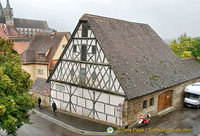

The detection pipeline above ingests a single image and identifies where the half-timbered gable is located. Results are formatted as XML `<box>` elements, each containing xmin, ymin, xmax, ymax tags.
<box><xmin>51</xmin><ymin>22</ymin><xmax>124</xmax><ymax>94</ymax></box>
<box><xmin>49</xmin><ymin>16</ymin><xmax>125</xmax><ymax>126</ymax></box>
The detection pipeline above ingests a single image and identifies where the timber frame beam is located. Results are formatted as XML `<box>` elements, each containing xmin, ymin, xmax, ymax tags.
<box><xmin>50</xmin><ymin>79</ymin><xmax>125</xmax><ymax>97</ymax></box>
<box><xmin>61</xmin><ymin>59</ymin><xmax>110</xmax><ymax>66</ymax></box>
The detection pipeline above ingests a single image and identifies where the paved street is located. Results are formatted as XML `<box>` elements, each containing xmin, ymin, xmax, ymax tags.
<box><xmin>115</xmin><ymin>107</ymin><xmax>200</xmax><ymax>136</ymax></box>
<box><xmin>17</xmin><ymin>107</ymin><xmax>111</xmax><ymax>136</ymax></box>
<box><xmin>17</xmin><ymin>114</ymin><xmax>85</xmax><ymax>136</ymax></box>
<box><xmin>16</xmin><ymin>106</ymin><xmax>200</xmax><ymax>136</ymax></box>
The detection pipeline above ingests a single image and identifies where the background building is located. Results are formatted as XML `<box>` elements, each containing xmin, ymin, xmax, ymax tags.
<box><xmin>0</xmin><ymin>0</ymin><xmax>49</xmax><ymax>38</ymax></box>
<box><xmin>21</xmin><ymin>32</ymin><xmax>71</xmax><ymax>81</ymax></box>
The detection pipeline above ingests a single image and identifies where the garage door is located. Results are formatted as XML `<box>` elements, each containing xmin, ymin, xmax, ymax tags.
<box><xmin>158</xmin><ymin>90</ymin><xmax>172</xmax><ymax>112</ymax></box>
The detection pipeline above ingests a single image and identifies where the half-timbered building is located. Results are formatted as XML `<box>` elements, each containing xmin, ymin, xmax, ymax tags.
<box><xmin>48</xmin><ymin>14</ymin><xmax>200</xmax><ymax>127</ymax></box>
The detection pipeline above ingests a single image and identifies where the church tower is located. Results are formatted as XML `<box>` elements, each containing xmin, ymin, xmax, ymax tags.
<box><xmin>4</xmin><ymin>0</ymin><xmax>14</xmax><ymax>24</ymax></box>
<box><xmin>0</xmin><ymin>1</ymin><xmax>4</xmax><ymax>17</ymax></box>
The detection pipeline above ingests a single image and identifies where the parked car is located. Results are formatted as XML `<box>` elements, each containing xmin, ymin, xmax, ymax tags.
<box><xmin>184</xmin><ymin>82</ymin><xmax>200</xmax><ymax>108</ymax></box>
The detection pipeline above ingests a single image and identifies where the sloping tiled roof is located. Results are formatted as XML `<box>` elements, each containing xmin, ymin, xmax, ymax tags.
<box><xmin>31</xmin><ymin>77</ymin><xmax>50</xmax><ymax>96</ymax></box>
<box><xmin>14</xmin><ymin>18</ymin><xmax>49</xmax><ymax>29</ymax></box>
<box><xmin>78</xmin><ymin>14</ymin><xmax>200</xmax><ymax>99</ymax></box>
<box><xmin>21</xmin><ymin>32</ymin><xmax>70</xmax><ymax>63</ymax></box>
<box><xmin>181</xmin><ymin>58</ymin><xmax>200</xmax><ymax>79</ymax></box>
<box><xmin>0</xmin><ymin>23</ymin><xmax>20</xmax><ymax>39</ymax></box>
<box><xmin>13</xmin><ymin>41</ymin><xmax>29</xmax><ymax>54</ymax></box>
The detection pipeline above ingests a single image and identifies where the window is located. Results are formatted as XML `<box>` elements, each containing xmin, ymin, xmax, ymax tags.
<box><xmin>55</xmin><ymin>84</ymin><xmax>65</xmax><ymax>91</ymax></box>
<box><xmin>70</xmin><ymin>68</ymin><xmax>75</xmax><ymax>77</ymax></box>
<box><xmin>73</xmin><ymin>45</ymin><xmax>77</xmax><ymax>52</ymax></box>
<box><xmin>82</xmin><ymin>23</ymin><xmax>89</xmax><ymax>37</ymax></box>
<box><xmin>62</xmin><ymin>44</ymin><xmax>65</xmax><ymax>48</ymax></box>
<box><xmin>143</xmin><ymin>100</ymin><xmax>147</xmax><ymax>109</ymax></box>
<box><xmin>91</xmin><ymin>71</ymin><xmax>97</xmax><ymax>80</ymax></box>
<box><xmin>37</xmin><ymin>69</ymin><xmax>43</xmax><ymax>75</ymax></box>
<box><xmin>39</xmin><ymin>54</ymin><xmax>45</xmax><ymax>60</ymax></box>
<box><xmin>149</xmin><ymin>97</ymin><xmax>154</xmax><ymax>106</ymax></box>
<box><xmin>81</xmin><ymin>45</ymin><xmax>87</xmax><ymax>61</ymax></box>
<box><xmin>92</xmin><ymin>46</ymin><xmax>96</xmax><ymax>54</ymax></box>
<box><xmin>80</xmin><ymin>68</ymin><xmax>86</xmax><ymax>84</ymax></box>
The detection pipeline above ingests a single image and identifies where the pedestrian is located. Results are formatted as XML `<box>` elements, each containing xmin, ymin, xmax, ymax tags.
<box><xmin>52</xmin><ymin>101</ymin><xmax>57</xmax><ymax>113</ymax></box>
<box><xmin>38</xmin><ymin>97</ymin><xmax>41</xmax><ymax>108</ymax></box>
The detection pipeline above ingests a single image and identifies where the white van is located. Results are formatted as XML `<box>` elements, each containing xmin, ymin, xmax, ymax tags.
<box><xmin>184</xmin><ymin>82</ymin><xmax>200</xmax><ymax>108</ymax></box>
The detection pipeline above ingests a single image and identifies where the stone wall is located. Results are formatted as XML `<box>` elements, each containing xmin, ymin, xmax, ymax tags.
<box><xmin>30</xmin><ymin>92</ymin><xmax>50</xmax><ymax>107</ymax></box>
<box><xmin>122</xmin><ymin>78</ymin><xmax>200</xmax><ymax>127</ymax></box>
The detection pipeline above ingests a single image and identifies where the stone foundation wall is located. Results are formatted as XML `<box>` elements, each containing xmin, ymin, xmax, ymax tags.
<box><xmin>122</xmin><ymin>78</ymin><xmax>200</xmax><ymax>127</ymax></box>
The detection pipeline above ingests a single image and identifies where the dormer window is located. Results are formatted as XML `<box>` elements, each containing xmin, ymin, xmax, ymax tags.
<box><xmin>39</xmin><ymin>54</ymin><xmax>45</xmax><ymax>60</ymax></box>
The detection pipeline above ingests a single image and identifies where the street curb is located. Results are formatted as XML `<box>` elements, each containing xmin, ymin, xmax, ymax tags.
<box><xmin>32</xmin><ymin>109</ymin><xmax>116</xmax><ymax>135</ymax></box>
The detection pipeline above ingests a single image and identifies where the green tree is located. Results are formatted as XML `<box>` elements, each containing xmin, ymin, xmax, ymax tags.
<box><xmin>0</xmin><ymin>37</ymin><xmax>37</xmax><ymax>135</ymax></box>
<box><xmin>190</xmin><ymin>37</ymin><xmax>200</xmax><ymax>61</ymax></box>
<box><xmin>169</xmin><ymin>33</ymin><xmax>194</xmax><ymax>58</ymax></box>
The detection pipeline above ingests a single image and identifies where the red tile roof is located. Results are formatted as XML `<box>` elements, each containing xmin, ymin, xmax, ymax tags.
<box><xmin>0</xmin><ymin>23</ymin><xmax>20</xmax><ymax>39</ymax></box>
<box><xmin>13</xmin><ymin>42</ymin><xmax>29</xmax><ymax>54</ymax></box>
<box><xmin>21</xmin><ymin>32</ymin><xmax>71</xmax><ymax>64</ymax></box>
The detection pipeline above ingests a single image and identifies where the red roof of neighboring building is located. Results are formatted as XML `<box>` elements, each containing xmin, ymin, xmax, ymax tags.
<box><xmin>0</xmin><ymin>23</ymin><xmax>20</xmax><ymax>39</ymax></box>
<box><xmin>21</xmin><ymin>32</ymin><xmax>71</xmax><ymax>64</ymax></box>
<box><xmin>13</xmin><ymin>42</ymin><xmax>30</xmax><ymax>54</ymax></box>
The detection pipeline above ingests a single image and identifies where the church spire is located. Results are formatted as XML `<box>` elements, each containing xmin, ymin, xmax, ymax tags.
<box><xmin>0</xmin><ymin>1</ymin><xmax>3</xmax><ymax>9</ymax></box>
<box><xmin>6</xmin><ymin>0</ymin><xmax>11</xmax><ymax>9</ymax></box>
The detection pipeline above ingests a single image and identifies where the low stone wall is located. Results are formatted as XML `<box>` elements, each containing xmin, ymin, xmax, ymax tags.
<box><xmin>122</xmin><ymin>78</ymin><xmax>200</xmax><ymax>127</ymax></box>
<box><xmin>30</xmin><ymin>92</ymin><xmax>50</xmax><ymax>107</ymax></box>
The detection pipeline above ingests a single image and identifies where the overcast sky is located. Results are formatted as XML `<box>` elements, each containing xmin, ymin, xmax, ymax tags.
<box><xmin>4</xmin><ymin>0</ymin><xmax>200</xmax><ymax>39</ymax></box>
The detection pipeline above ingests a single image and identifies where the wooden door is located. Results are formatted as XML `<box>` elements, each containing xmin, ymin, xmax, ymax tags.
<box><xmin>158</xmin><ymin>90</ymin><xmax>172</xmax><ymax>112</ymax></box>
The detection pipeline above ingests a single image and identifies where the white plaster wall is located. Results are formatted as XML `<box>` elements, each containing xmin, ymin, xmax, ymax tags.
<box><xmin>50</xmin><ymin>82</ymin><xmax>124</xmax><ymax>126</ymax></box>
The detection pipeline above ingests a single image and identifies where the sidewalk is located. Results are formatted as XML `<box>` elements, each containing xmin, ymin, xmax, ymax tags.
<box><xmin>33</xmin><ymin>106</ymin><xmax>116</xmax><ymax>135</ymax></box>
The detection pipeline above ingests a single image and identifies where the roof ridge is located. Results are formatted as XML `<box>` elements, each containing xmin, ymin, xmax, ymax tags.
<box><xmin>14</xmin><ymin>17</ymin><xmax>47</xmax><ymax>22</ymax></box>
<box><xmin>82</xmin><ymin>13</ymin><xmax>148</xmax><ymax>25</ymax></box>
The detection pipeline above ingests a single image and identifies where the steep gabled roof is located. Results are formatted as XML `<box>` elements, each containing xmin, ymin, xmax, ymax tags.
<box><xmin>49</xmin><ymin>14</ymin><xmax>200</xmax><ymax>99</ymax></box>
<box><xmin>21</xmin><ymin>32</ymin><xmax>70</xmax><ymax>63</ymax></box>
<box><xmin>82</xmin><ymin>14</ymin><xmax>200</xmax><ymax>99</ymax></box>
<box><xmin>14</xmin><ymin>18</ymin><xmax>49</xmax><ymax>29</ymax></box>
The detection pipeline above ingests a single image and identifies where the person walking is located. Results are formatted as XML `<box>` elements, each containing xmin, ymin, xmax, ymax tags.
<box><xmin>52</xmin><ymin>101</ymin><xmax>57</xmax><ymax>113</ymax></box>
<box><xmin>38</xmin><ymin>97</ymin><xmax>41</xmax><ymax>108</ymax></box>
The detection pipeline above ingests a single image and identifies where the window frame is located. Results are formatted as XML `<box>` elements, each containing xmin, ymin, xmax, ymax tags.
<box><xmin>143</xmin><ymin>100</ymin><xmax>148</xmax><ymax>109</ymax></box>
<box><xmin>92</xmin><ymin>46</ymin><xmax>96</xmax><ymax>54</ymax></box>
<box><xmin>39</xmin><ymin>54</ymin><xmax>45</xmax><ymax>60</ymax></box>
<box><xmin>79</xmin><ymin>68</ymin><xmax>86</xmax><ymax>84</ymax></box>
<box><xmin>73</xmin><ymin>45</ymin><xmax>77</xmax><ymax>52</ymax></box>
<box><xmin>82</xmin><ymin>23</ymin><xmax>89</xmax><ymax>37</ymax></box>
<box><xmin>149</xmin><ymin>97</ymin><xmax>154</xmax><ymax>106</ymax></box>
<box><xmin>55</xmin><ymin>84</ymin><xmax>65</xmax><ymax>91</ymax></box>
<box><xmin>81</xmin><ymin>44</ymin><xmax>87</xmax><ymax>61</ymax></box>
<box><xmin>37</xmin><ymin>69</ymin><xmax>44</xmax><ymax>75</ymax></box>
